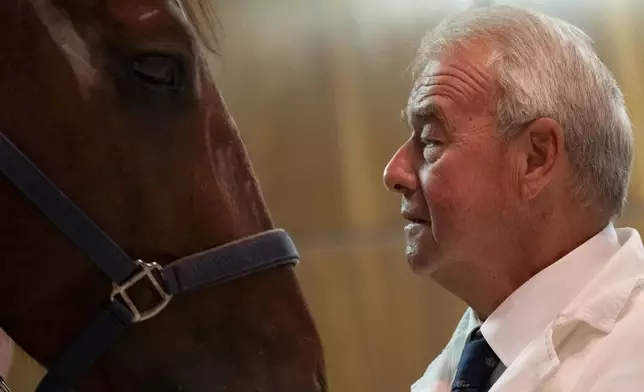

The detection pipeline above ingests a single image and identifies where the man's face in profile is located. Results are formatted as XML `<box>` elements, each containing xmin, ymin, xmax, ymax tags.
<box><xmin>384</xmin><ymin>43</ymin><xmax>523</xmax><ymax>289</ymax></box>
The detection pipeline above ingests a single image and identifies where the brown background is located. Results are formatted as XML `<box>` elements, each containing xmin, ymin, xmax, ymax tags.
<box><xmin>210</xmin><ymin>0</ymin><xmax>644</xmax><ymax>391</ymax></box>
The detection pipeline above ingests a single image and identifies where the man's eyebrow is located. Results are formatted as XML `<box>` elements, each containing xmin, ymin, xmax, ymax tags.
<box><xmin>401</xmin><ymin>102</ymin><xmax>439</xmax><ymax>128</ymax></box>
<box><xmin>410</xmin><ymin>102</ymin><xmax>438</xmax><ymax>118</ymax></box>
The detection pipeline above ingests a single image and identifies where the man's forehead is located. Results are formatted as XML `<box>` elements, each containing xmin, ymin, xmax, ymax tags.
<box><xmin>412</xmin><ymin>61</ymin><xmax>441</xmax><ymax>89</ymax></box>
<box><xmin>406</xmin><ymin>61</ymin><xmax>441</xmax><ymax>117</ymax></box>
<box><xmin>405</xmin><ymin>45</ymin><xmax>494</xmax><ymax>117</ymax></box>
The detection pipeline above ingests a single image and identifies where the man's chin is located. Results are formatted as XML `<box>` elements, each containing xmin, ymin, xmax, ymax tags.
<box><xmin>405</xmin><ymin>242</ymin><xmax>442</xmax><ymax>277</ymax></box>
<box><xmin>404</xmin><ymin>223</ymin><xmax>436</xmax><ymax>273</ymax></box>
<box><xmin>407</xmin><ymin>255</ymin><xmax>442</xmax><ymax>276</ymax></box>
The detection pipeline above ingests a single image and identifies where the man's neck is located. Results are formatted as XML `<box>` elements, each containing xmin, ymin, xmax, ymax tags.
<box><xmin>469</xmin><ymin>212</ymin><xmax>610</xmax><ymax>319</ymax></box>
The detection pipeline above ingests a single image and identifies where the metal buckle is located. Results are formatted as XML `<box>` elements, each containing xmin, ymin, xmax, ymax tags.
<box><xmin>110</xmin><ymin>260</ymin><xmax>173</xmax><ymax>323</ymax></box>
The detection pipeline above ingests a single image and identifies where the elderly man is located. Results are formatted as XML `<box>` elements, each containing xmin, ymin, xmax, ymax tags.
<box><xmin>384</xmin><ymin>5</ymin><xmax>644</xmax><ymax>392</ymax></box>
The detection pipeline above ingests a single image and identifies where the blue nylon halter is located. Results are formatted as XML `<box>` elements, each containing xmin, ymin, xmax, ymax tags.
<box><xmin>0</xmin><ymin>132</ymin><xmax>300</xmax><ymax>392</ymax></box>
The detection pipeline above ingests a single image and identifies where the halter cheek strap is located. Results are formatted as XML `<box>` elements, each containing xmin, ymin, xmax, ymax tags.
<box><xmin>0</xmin><ymin>133</ymin><xmax>300</xmax><ymax>392</ymax></box>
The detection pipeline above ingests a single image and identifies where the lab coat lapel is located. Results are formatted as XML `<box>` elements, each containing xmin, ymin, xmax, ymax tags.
<box><xmin>492</xmin><ymin>228</ymin><xmax>644</xmax><ymax>392</ymax></box>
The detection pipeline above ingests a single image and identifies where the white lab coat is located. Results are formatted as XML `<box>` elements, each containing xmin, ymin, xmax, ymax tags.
<box><xmin>412</xmin><ymin>227</ymin><xmax>644</xmax><ymax>392</ymax></box>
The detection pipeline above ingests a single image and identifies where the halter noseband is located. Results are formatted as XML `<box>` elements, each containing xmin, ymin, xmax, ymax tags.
<box><xmin>0</xmin><ymin>133</ymin><xmax>300</xmax><ymax>392</ymax></box>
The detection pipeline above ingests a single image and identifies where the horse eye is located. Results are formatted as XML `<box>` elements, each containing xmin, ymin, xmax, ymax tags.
<box><xmin>131</xmin><ymin>54</ymin><xmax>184</xmax><ymax>92</ymax></box>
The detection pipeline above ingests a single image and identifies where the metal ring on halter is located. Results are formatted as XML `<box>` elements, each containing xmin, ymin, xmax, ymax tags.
<box><xmin>109</xmin><ymin>260</ymin><xmax>173</xmax><ymax>323</ymax></box>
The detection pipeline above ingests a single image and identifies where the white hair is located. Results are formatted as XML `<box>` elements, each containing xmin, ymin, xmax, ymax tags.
<box><xmin>413</xmin><ymin>5</ymin><xmax>634</xmax><ymax>218</ymax></box>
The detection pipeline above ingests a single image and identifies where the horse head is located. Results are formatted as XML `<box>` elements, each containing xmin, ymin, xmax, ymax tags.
<box><xmin>0</xmin><ymin>0</ymin><xmax>326</xmax><ymax>390</ymax></box>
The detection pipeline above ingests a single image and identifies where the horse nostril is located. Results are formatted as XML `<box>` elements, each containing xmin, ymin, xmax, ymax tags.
<box><xmin>131</xmin><ymin>54</ymin><xmax>184</xmax><ymax>92</ymax></box>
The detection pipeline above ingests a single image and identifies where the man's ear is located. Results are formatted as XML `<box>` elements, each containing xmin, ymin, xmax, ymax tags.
<box><xmin>514</xmin><ymin>117</ymin><xmax>565</xmax><ymax>200</ymax></box>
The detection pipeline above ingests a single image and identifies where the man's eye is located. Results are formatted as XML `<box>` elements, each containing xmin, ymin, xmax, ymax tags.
<box><xmin>421</xmin><ymin>139</ymin><xmax>443</xmax><ymax>148</ymax></box>
<box><xmin>422</xmin><ymin>140</ymin><xmax>443</xmax><ymax>162</ymax></box>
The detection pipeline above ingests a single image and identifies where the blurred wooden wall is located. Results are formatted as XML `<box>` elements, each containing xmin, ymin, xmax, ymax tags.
<box><xmin>210</xmin><ymin>0</ymin><xmax>644</xmax><ymax>390</ymax></box>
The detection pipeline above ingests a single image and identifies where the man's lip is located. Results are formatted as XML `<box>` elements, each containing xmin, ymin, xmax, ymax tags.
<box><xmin>403</xmin><ymin>213</ymin><xmax>429</xmax><ymax>225</ymax></box>
<box><xmin>401</xmin><ymin>211</ymin><xmax>428</xmax><ymax>224</ymax></box>
<box><xmin>403</xmin><ymin>218</ymin><xmax>429</xmax><ymax>226</ymax></box>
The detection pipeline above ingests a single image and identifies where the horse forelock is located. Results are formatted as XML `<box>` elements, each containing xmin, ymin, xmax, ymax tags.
<box><xmin>176</xmin><ymin>0</ymin><xmax>220</xmax><ymax>54</ymax></box>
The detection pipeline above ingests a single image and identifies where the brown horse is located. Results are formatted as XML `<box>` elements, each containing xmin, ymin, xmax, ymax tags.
<box><xmin>0</xmin><ymin>0</ymin><xmax>326</xmax><ymax>391</ymax></box>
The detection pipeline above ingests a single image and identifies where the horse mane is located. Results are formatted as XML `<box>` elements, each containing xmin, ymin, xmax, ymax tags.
<box><xmin>177</xmin><ymin>0</ymin><xmax>220</xmax><ymax>54</ymax></box>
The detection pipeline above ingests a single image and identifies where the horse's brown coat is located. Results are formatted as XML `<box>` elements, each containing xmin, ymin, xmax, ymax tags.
<box><xmin>0</xmin><ymin>0</ymin><xmax>326</xmax><ymax>390</ymax></box>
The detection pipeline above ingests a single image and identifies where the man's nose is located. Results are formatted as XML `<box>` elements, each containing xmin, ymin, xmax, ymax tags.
<box><xmin>383</xmin><ymin>143</ymin><xmax>417</xmax><ymax>196</ymax></box>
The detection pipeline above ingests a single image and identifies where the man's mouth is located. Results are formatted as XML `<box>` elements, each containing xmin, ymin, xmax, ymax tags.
<box><xmin>409</xmin><ymin>218</ymin><xmax>427</xmax><ymax>224</ymax></box>
<box><xmin>402</xmin><ymin>211</ymin><xmax>429</xmax><ymax>225</ymax></box>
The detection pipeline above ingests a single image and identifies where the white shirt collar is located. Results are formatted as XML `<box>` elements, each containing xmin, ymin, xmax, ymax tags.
<box><xmin>479</xmin><ymin>223</ymin><xmax>620</xmax><ymax>367</ymax></box>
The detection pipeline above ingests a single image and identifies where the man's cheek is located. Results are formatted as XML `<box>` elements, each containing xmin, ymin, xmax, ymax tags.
<box><xmin>420</xmin><ymin>167</ymin><xmax>458</xmax><ymax>212</ymax></box>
